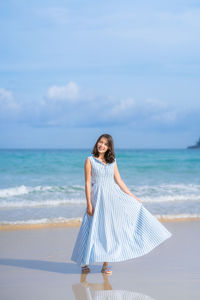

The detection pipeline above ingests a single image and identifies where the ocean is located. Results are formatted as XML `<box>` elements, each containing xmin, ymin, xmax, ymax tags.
<box><xmin>0</xmin><ymin>149</ymin><xmax>200</xmax><ymax>225</ymax></box>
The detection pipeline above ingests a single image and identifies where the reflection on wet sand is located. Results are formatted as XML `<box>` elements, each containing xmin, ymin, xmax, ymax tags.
<box><xmin>72</xmin><ymin>273</ymin><xmax>155</xmax><ymax>300</ymax></box>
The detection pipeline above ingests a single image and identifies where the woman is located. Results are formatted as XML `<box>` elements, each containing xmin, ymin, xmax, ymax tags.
<box><xmin>71</xmin><ymin>134</ymin><xmax>172</xmax><ymax>275</ymax></box>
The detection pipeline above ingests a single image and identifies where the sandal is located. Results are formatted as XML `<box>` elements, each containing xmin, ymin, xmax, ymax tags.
<box><xmin>101</xmin><ymin>265</ymin><xmax>112</xmax><ymax>275</ymax></box>
<box><xmin>81</xmin><ymin>265</ymin><xmax>91</xmax><ymax>273</ymax></box>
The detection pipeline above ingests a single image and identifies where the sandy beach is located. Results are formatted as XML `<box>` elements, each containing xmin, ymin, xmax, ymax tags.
<box><xmin>0</xmin><ymin>220</ymin><xmax>199</xmax><ymax>300</ymax></box>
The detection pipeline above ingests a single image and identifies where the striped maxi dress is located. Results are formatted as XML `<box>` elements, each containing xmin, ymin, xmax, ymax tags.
<box><xmin>71</xmin><ymin>155</ymin><xmax>172</xmax><ymax>265</ymax></box>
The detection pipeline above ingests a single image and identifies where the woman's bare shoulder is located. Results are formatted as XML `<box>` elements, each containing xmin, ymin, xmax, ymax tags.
<box><xmin>85</xmin><ymin>156</ymin><xmax>92</xmax><ymax>164</ymax></box>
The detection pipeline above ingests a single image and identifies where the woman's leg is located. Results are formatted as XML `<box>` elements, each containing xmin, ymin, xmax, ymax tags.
<box><xmin>81</xmin><ymin>264</ymin><xmax>91</xmax><ymax>273</ymax></box>
<box><xmin>101</xmin><ymin>262</ymin><xmax>112</xmax><ymax>275</ymax></box>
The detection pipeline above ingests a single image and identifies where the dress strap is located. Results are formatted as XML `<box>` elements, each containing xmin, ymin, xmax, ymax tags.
<box><xmin>87</xmin><ymin>156</ymin><xmax>93</xmax><ymax>164</ymax></box>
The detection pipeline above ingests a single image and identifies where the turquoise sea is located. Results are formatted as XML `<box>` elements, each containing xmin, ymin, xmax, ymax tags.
<box><xmin>0</xmin><ymin>149</ymin><xmax>200</xmax><ymax>225</ymax></box>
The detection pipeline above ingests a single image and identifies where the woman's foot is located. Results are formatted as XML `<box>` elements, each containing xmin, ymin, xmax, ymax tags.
<box><xmin>81</xmin><ymin>265</ymin><xmax>91</xmax><ymax>273</ymax></box>
<box><xmin>101</xmin><ymin>265</ymin><xmax>112</xmax><ymax>275</ymax></box>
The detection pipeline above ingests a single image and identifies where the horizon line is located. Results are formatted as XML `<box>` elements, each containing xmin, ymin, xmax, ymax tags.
<box><xmin>0</xmin><ymin>147</ymin><xmax>192</xmax><ymax>150</ymax></box>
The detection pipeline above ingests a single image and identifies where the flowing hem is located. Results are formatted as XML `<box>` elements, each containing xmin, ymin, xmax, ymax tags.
<box><xmin>70</xmin><ymin>231</ymin><xmax>172</xmax><ymax>265</ymax></box>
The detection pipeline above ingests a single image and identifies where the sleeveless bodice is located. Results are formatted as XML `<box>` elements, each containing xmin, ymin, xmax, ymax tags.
<box><xmin>89</xmin><ymin>155</ymin><xmax>116</xmax><ymax>186</ymax></box>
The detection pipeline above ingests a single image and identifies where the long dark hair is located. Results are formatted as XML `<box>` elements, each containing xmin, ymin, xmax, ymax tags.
<box><xmin>91</xmin><ymin>134</ymin><xmax>115</xmax><ymax>164</ymax></box>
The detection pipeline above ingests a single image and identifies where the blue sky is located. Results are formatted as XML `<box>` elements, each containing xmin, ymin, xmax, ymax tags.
<box><xmin>0</xmin><ymin>0</ymin><xmax>199</xmax><ymax>148</ymax></box>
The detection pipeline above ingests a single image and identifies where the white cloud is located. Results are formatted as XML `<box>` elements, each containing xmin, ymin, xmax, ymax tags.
<box><xmin>46</xmin><ymin>81</ymin><xmax>79</xmax><ymax>101</ymax></box>
<box><xmin>0</xmin><ymin>83</ymin><xmax>196</xmax><ymax>131</ymax></box>
<box><xmin>144</xmin><ymin>98</ymin><xmax>177</xmax><ymax>124</ymax></box>
<box><xmin>0</xmin><ymin>88</ymin><xmax>13</xmax><ymax>104</ymax></box>
<box><xmin>0</xmin><ymin>88</ymin><xmax>19</xmax><ymax>111</ymax></box>
<box><xmin>151</xmin><ymin>110</ymin><xmax>178</xmax><ymax>124</ymax></box>
<box><xmin>146</xmin><ymin>98</ymin><xmax>168</xmax><ymax>109</ymax></box>
<box><xmin>110</xmin><ymin>97</ymin><xmax>135</xmax><ymax>116</ymax></box>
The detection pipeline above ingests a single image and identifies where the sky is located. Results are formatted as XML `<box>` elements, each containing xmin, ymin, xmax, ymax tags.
<box><xmin>0</xmin><ymin>0</ymin><xmax>199</xmax><ymax>149</ymax></box>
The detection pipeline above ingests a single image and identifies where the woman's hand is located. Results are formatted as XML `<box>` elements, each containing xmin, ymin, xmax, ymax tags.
<box><xmin>130</xmin><ymin>193</ymin><xmax>142</xmax><ymax>203</ymax></box>
<box><xmin>87</xmin><ymin>203</ymin><xmax>94</xmax><ymax>216</ymax></box>
<box><xmin>136</xmin><ymin>198</ymin><xmax>142</xmax><ymax>203</ymax></box>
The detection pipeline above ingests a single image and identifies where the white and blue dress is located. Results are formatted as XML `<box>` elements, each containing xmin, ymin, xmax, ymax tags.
<box><xmin>71</xmin><ymin>155</ymin><xmax>172</xmax><ymax>265</ymax></box>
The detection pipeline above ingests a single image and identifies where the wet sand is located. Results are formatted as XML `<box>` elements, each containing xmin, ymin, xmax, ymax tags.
<box><xmin>1</xmin><ymin>215</ymin><xmax>200</xmax><ymax>231</ymax></box>
<box><xmin>0</xmin><ymin>221</ymin><xmax>200</xmax><ymax>299</ymax></box>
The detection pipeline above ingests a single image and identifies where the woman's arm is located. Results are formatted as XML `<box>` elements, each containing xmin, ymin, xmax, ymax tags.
<box><xmin>84</xmin><ymin>158</ymin><xmax>94</xmax><ymax>215</ymax></box>
<box><xmin>114</xmin><ymin>161</ymin><xmax>142</xmax><ymax>203</ymax></box>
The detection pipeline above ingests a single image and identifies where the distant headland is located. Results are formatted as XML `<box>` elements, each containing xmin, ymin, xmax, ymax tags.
<box><xmin>187</xmin><ymin>137</ymin><xmax>200</xmax><ymax>149</ymax></box>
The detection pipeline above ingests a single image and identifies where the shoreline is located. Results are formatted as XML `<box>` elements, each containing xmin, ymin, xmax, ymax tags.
<box><xmin>1</xmin><ymin>215</ymin><xmax>200</xmax><ymax>231</ymax></box>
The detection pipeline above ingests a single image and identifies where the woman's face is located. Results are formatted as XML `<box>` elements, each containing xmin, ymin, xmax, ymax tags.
<box><xmin>97</xmin><ymin>137</ymin><xmax>109</xmax><ymax>154</ymax></box>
